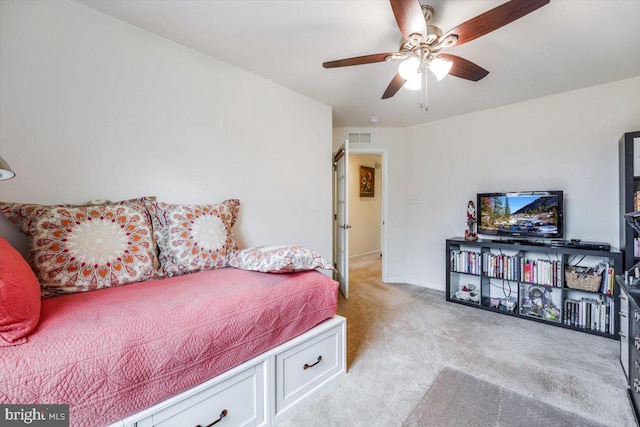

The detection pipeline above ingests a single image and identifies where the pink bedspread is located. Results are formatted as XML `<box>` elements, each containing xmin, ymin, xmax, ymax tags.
<box><xmin>0</xmin><ymin>268</ymin><xmax>338</xmax><ymax>426</ymax></box>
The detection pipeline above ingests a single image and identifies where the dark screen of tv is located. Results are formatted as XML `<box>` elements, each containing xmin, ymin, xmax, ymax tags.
<box><xmin>477</xmin><ymin>191</ymin><xmax>564</xmax><ymax>239</ymax></box>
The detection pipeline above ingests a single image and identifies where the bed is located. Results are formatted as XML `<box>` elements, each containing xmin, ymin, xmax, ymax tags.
<box><xmin>0</xmin><ymin>197</ymin><xmax>345</xmax><ymax>426</ymax></box>
<box><xmin>0</xmin><ymin>267</ymin><xmax>342</xmax><ymax>426</ymax></box>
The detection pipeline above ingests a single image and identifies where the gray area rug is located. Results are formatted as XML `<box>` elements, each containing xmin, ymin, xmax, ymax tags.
<box><xmin>403</xmin><ymin>367</ymin><xmax>606</xmax><ymax>427</ymax></box>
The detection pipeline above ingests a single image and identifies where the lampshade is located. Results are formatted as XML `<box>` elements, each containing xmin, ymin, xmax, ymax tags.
<box><xmin>430</xmin><ymin>57</ymin><xmax>453</xmax><ymax>81</ymax></box>
<box><xmin>398</xmin><ymin>57</ymin><xmax>420</xmax><ymax>80</ymax></box>
<box><xmin>403</xmin><ymin>75</ymin><xmax>422</xmax><ymax>91</ymax></box>
<box><xmin>0</xmin><ymin>156</ymin><xmax>15</xmax><ymax>181</ymax></box>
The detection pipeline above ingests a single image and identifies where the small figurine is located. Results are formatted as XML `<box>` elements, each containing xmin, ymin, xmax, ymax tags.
<box><xmin>465</xmin><ymin>200</ymin><xmax>478</xmax><ymax>241</ymax></box>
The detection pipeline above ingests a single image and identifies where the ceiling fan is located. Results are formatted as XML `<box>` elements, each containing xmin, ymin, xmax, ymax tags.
<box><xmin>322</xmin><ymin>0</ymin><xmax>550</xmax><ymax>110</ymax></box>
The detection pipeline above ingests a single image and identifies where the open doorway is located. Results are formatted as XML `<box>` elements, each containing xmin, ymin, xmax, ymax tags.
<box><xmin>333</xmin><ymin>146</ymin><xmax>388</xmax><ymax>299</ymax></box>
<box><xmin>348</xmin><ymin>150</ymin><xmax>385</xmax><ymax>282</ymax></box>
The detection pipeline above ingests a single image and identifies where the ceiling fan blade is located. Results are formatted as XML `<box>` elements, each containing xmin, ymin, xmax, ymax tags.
<box><xmin>323</xmin><ymin>53</ymin><xmax>397</xmax><ymax>68</ymax></box>
<box><xmin>438</xmin><ymin>54</ymin><xmax>489</xmax><ymax>82</ymax></box>
<box><xmin>390</xmin><ymin>0</ymin><xmax>426</xmax><ymax>42</ymax></box>
<box><xmin>443</xmin><ymin>0</ymin><xmax>550</xmax><ymax>47</ymax></box>
<box><xmin>382</xmin><ymin>73</ymin><xmax>407</xmax><ymax>99</ymax></box>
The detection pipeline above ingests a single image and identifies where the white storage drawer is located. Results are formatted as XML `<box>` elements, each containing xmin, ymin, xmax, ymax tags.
<box><xmin>274</xmin><ymin>320</ymin><xmax>345</xmax><ymax>416</ymax></box>
<box><xmin>139</xmin><ymin>364</ymin><xmax>266</xmax><ymax>427</ymax></box>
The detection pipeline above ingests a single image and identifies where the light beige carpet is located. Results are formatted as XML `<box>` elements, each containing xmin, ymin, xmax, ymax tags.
<box><xmin>403</xmin><ymin>367</ymin><xmax>607</xmax><ymax>427</ymax></box>
<box><xmin>278</xmin><ymin>253</ymin><xmax>635</xmax><ymax>427</ymax></box>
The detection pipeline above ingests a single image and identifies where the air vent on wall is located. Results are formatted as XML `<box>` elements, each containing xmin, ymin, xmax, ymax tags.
<box><xmin>347</xmin><ymin>132</ymin><xmax>371</xmax><ymax>144</ymax></box>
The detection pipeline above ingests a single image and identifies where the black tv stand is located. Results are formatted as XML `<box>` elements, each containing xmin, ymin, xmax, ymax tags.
<box><xmin>446</xmin><ymin>237</ymin><xmax>622</xmax><ymax>339</ymax></box>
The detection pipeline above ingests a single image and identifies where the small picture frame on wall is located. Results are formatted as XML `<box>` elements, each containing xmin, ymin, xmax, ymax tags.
<box><xmin>360</xmin><ymin>166</ymin><xmax>375</xmax><ymax>197</ymax></box>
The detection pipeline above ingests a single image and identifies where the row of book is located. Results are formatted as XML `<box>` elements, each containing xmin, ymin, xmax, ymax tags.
<box><xmin>451</xmin><ymin>250</ymin><xmax>562</xmax><ymax>286</ymax></box>
<box><xmin>485</xmin><ymin>253</ymin><xmax>518</xmax><ymax>280</ymax></box>
<box><xmin>449</xmin><ymin>250</ymin><xmax>518</xmax><ymax>280</ymax></box>
<box><xmin>449</xmin><ymin>250</ymin><xmax>482</xmax><ymax>275</ymax></box>
<box><xmin>520</xmin><ymin>258</ymin><xmax>561</xmax><ymax>287</ymax></box>
<box><xmin>600</xmin><ymin>265</ymin><xmax>615</xmax><ymax>295</ymax></box>
<box><xmin>563</xmin><ymin>297</ymin><xmax>614</xmax><ymax>334</ymax></box>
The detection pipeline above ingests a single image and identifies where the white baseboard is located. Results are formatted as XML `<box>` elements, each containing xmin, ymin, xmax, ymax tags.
<box><xmin>385</xmin><ymin>277</ymin><xmax>445</xmax><ymax>292</ymax></box>
<box><xmin>405</xmin><ymin>279</ymin><xmax>444</xmax><ymax>292</ymax></box>
<box><xmin>349</xmin><ymin>250</ymin><xmax>381</xmax><ymax>258</ymax></box>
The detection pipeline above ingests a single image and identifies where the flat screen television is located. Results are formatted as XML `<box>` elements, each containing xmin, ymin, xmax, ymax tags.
<box><xmin>477</xmin><ymin>191</ymin><xmax>563</xmax><ymax>239</ymax></box>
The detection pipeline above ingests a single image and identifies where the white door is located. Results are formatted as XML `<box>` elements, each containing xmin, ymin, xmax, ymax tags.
<box><xmin>334</xmin><ymin>141</ymin><xmax>350</xmax><ymax>298</ymax></box>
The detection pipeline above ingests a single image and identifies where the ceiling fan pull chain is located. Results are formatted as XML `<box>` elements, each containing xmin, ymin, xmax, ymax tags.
<box><xmin>420</xmin><ymin>61</ymin><xmax>428</xmax><ymax>111</ymax></box>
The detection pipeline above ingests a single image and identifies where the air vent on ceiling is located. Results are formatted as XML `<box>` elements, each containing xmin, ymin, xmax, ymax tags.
<box><xmin>348</xmin><ymin>132</ymin><xmax>371</xmax><ymax>144</ymax></box>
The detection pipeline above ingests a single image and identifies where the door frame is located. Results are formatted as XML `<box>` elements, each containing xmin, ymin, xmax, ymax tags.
<box><xmin>346</xmin><ymin>147</ymin><xmax>389</xmax><ymax>283</ymax></box>
<box><xmin>333</xmin><ymin>142</ymin><xmax>349</xmax><ymax>298</ymax></box>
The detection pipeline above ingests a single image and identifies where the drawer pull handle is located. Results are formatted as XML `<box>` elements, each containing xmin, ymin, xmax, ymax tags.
<box><xmin>304</xmin><ymin>355</ymin><xmax>322</xmax><ymax>370</ymax></box>
<box><xmin>620</xmin><ymin>312</ymin><xmax>628</xmax><ymax>317</ymax></box>
<box><xmin>196</xmin><ymin>409</ymin><xmax>228</xmax><ymax>427</ymax></box>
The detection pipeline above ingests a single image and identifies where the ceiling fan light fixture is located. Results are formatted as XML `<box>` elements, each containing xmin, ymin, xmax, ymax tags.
<box><xmin>441</xmin><ymin>34</ymin><xmax>458</xmax><ymax>48</ymax></box>
<box><xmin>403</xmin><ymin>74</ymin><xmax>422</xmax><ymax>91</ymax></box>
<box><xmin>398</xmin><ymin>56</ymin><xmax>420</xmax><ymax>80</ymax></box>
<box><xmin>430</xmin><ymin>57</ymin><xmax>453</xmax><ymax>81</ymax></box>
<box><xmin>323</xmin><ymin>0</ymin><xmax>551</xmax><ymax>108</ymax></box>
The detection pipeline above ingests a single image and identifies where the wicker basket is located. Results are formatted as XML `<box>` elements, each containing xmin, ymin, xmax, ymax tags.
<box><xmin>565</xmin><ymin>266</ymin><xmax>602</xmax><ymax>292</ymax></box>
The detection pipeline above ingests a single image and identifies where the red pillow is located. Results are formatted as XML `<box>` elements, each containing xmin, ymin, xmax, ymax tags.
<box><xmin>0</xmin><ymin>237</ymin><xmax>41</xmax><ymax>346</ymax></box>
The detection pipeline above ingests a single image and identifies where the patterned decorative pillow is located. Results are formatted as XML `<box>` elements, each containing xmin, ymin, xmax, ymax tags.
<box><xmin>30</xmin><ymin>204</ymin><xmax>158</xmax><ymax>297</ymax></box>
<box><xmin>228</xmin><ymin>245</ymin><xmax>334</xmax><ymax>273</ymax></box>
<box><xmin>145</xmin><ymin>200</ymin><xmax>240</xmax><ymax>277</ymax></box>
<box><xmin>0</xmin><ymin>196</ymin><xmax>156</xmax><ymax>235</ymax></box>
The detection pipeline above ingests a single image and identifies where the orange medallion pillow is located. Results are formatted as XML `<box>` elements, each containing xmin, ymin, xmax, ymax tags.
<box><xmin>0</xmin><ymin>198</ymin><xmax>159</xmax><ymax>297</ymax></box>
<box><xmin>145</xmin><ymin>200</ymin><xmax>240</xmax><ymax>277</ymax></box>
<box><xmin>30</xmin><ymin>204</ymin><xmax>158</xmax><ymax>297</ymax></box>
<box><xmin>0</xmin><ymin>238</ymin><xmax>41</xmax><ymax>346</ymax></box>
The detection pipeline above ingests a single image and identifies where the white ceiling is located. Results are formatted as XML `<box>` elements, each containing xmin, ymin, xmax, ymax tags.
<box><xmin>78</xmin><ymin>0</ymin><xmax>640</xmax><ymax>128</ymax></box>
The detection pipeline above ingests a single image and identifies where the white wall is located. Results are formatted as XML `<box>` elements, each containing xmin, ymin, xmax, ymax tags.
<box><xmin>406</xmin><ymin>77</ymin><xmax>640</xmax><ymax>290</ymax></box>
<box><xmin>348</xmin><ymin>153</ymin><xmax>382</xmax><ymax>256</ymax></box>
<box><xmin>335</xmin><ymin>78</ymin><xmax>640</xmax><ymax>291</ymax></box>
<box><xmin>0</xmin><ymin>1</ymin><xmax>333</xmax><ymax>259</ymax></box>
<box><xmin>2</xmin><ymin>2</ymin><xmax>637</xmax><ymax>291</ymax></box>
